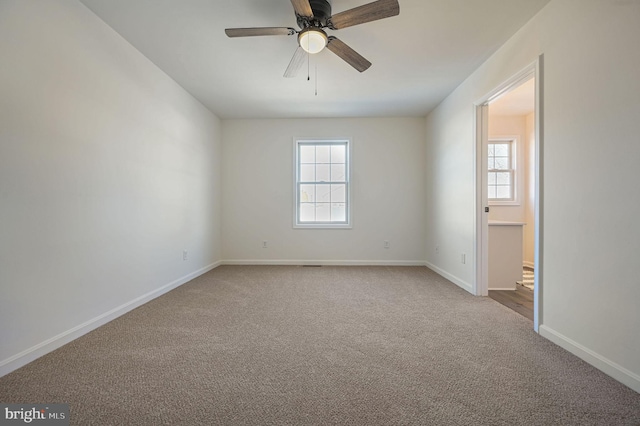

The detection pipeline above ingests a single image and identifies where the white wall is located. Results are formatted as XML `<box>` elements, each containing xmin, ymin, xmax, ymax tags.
<box><xmin>222</xmin><ymin>118</ymin><xmax>426</xmax><ymax>264</ymax></box>
<box><xmin>423</xmin><ymin>100</ymin><xmax>476</xmax><ymax>291</ymax></box>
<box><xmin>0</xmin><ymin>0</ymin><xmax>222</xmax><ymax>375</ymax></box>
<box><xmin>425</xmin><ymin>0</ymin><xmax>640</xmax><ymax>391</ymax></box>
<box><xmin>524</xmin><ymin>112</ymin><xmax>535</xmax><ymax>266</ymax></box>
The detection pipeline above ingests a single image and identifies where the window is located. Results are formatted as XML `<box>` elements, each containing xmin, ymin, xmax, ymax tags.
<box><xmin>294</xmin><ymin>139</ymin><xmax>350</xmax><ymax>228</ymax></box>
<box><xmin>488</xmin><ymin>139</ymin><xmax>515</xmax><ymax>202</ymax></box>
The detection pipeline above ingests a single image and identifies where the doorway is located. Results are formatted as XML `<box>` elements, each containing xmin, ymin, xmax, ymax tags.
<box><xmin>475</xmin><ymin>58</ymin><xmax>543</xmax><ymax>331</ymax></box>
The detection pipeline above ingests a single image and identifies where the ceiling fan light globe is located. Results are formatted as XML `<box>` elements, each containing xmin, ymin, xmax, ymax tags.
<box><xmin>299</xmin><ymin>29</ymin><xmax>327</xmax><ymax>54</ymax></box>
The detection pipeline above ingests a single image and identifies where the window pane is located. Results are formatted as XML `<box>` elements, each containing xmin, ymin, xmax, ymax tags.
<box><xmin>317</xmin><ymin>184</ymin><xmax>331</xmax><ymax>202</ymax></box>
<box><xmin>331</xmin><ymin>145</ymin><xmax>346</xmax><ymax>163</ymax></box>
<box><xmin>316</xmin><ymin>203</ymin><xmax>330</xmax><ymax>221</ymax></box>
<box><xmin>331</xmin><ymin>203</ymin><xmax>346</xmax><ymax>222</ymax></box>
<box><xmin>300</xmin><ymin>185</ymin><xmax>315</xmax><ymax>203</ymax></box>
<box><xmin>300</xmin><ymin>164</ymin><xmax>314</xmax><ymax>182</ymax></box>
<box><xmin>296</xmin><ymin>141</ymin><xmax>350</xmax><ymax>226</ymax></box>
<box><xmin>494</xmin><ymin>157</ymin><xmax>509</xmax><ymax>170</ymax></box>
<box><xmin>300</xmin><ymin>203</ymin><xmax>315</xmax><ymax>222</ymax></box>
<box><xmin>300</xmin><ymin>145</ymin><xmax>315</xmax><ymax>163</ymax></box>
<box><xmin>488</xmin><ymin>140</ymin><xmax>515</xmax><ymax>202</ymax></box>
<box><xmin>496</xmin><ymin>172</ymin><xmax>510</xmax><ymax>185</ymax></box>
<box><xmin>488</xmin><ymin>172</ymin><xmax>496</xmax><ymax>185</ymax></box>
<box><xmin>331</xmin><ymin>184</ymin><xmax>345</xmax><ymax>202</ymax></box>
<box><xmin>497</xmin><ymin>186</ymin><xmax>511</xmax><ymax>199</ymax></box>
<box><xmin>316</xmin><ymin>146</ymin><xmax>330</xmax><ymax>163</ymax></box>
<box><xmin>331</xmin><ymin>164</ymin><xmax>345</xmax><ymax>182</ymax></box>
<box><xmin>316</xmin><ymin>164</ymin><xmax>330</xmax><ymax>182</ymax></box>
<box><xmin>494</xmin><ymin>144</ymin><xmax>509</xmax><ymax>156</ymax></box>
<box><xmin>488</xmin><ymin>186</ymin><xmax>497</xmax><ymax>199</ymax></box>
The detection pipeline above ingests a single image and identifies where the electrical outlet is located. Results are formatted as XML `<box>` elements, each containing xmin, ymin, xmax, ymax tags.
<box><xmin>384</xmin><ymin>240</ymin><xmax>390</xmax><ymax>249</ymax></box>
<box><xmin>461</xmin><ymin>253</ymin><xmax>466</xmax><ymax>264</ymax></box>
<box><xmin>262</xmin><ymin>240</ymin><xmax>268</xmax><ymax>249</ymax></box>
<box><xmin>183</xmin><ymin>250</ymin><xmax>188</xmax><ymax>261</ymax></box>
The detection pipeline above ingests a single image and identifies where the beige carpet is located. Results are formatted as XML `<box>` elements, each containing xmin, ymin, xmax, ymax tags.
<box><xmin>1</xmin><ymin>266</ymin><xmax>639</xmax><ymax>425</ymax></box>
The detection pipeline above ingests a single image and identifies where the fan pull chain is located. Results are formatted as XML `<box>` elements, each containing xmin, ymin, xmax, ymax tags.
<box><xmin>315</xmin><ymin>64</ymin><xmax>318</xmax><ymax>96</ymax></box>
<box><xmin>307</xmin><ymin>50</ymin><xmax>310</xmax><ymax>81</ymax></box>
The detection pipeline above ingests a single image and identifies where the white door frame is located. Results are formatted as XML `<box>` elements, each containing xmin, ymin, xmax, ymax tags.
<box><xmin>474</xmin><ymin>56</ymin><xmax>544</xmax><ymax>332</ymax></box>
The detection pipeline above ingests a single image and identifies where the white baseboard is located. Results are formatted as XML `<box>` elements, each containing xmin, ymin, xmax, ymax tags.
<box><xmin>523</xmin><ymin>261</ymin><xmax>535</xmax><ymax>269</ymax></box>
<box><xmin>539</xmin><ymin>325</ymin><xmax>640</xmax><ymax>393</ymax></box>
<box><xmin>222</xmin><ymin>259</ymin><xmax>427</xmax><ymax>266</ymax></box>
<box><xmin>488</xmin><ymin>287</ymin><xmax>516</xmax><ymax>291</ymax></box>
<box><xmin>0</xmin><ymin>261</ymin><xmax>221</xmax><ymax>378</ymax></box>
<box><xmin>424</xmin><ymin>261</ymin><xmax>474</xmax><ymax>294</ymax></box>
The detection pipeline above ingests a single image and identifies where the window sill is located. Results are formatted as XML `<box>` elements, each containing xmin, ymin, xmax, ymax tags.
<box><xmin>294</xmin><ymin>223</ymin><xmax>352</xmax><ymax>230</ymax></box>
<box><xmin>489</xmin><ymin>200</ymin><xmax>521</xmax><ymax>206</ymax></box>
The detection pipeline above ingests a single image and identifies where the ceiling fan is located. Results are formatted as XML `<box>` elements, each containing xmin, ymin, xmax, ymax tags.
<box><xmin>225</xmin><ymin>0</ymin><xmax>400</xmax><ymax>77</ymax></box>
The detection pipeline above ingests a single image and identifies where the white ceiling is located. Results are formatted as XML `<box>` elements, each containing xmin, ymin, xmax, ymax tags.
<box><xmin>79</xmin><ymin>0</ymin><xmax>550</xmax><ymax>119</ymax></box>
<box><xmin>489</xmin><ymin>78</ymin><xmax>535</xmax><ymax>116</ymax></box>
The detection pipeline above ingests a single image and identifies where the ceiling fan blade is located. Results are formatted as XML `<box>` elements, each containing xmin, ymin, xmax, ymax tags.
<box><xmin>329</xmin><ymin>0</ymin><xmax>399</xmax><ymax>29</ymax></box>
<box><xmin>326</xmin><ymin>36</ymin><xmax>371</xmax><ymax>72</ymax></box>
<box><xmin>225</xmin><ymin>27</ymin><xmax>296</xmax><ymax>37</ymax></box>
<box><xmin>290</xmin><ymin>0</ymin><xmax>314</xmax><ymax>18</ymax></box>
<box><xmin>284</xmin><ymin>46</ymin><xmax>307</xmax><ymax>78</ymax></box>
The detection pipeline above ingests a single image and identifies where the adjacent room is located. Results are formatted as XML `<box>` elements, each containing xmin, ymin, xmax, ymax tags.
<box><xmin>1</xmin><ymin>0</ymin><xmax>639</xmax><ymax>424</ymax></box>
<box><xmin>485</xmin><ymin>77</ymin><xmax>536</xmax><ymax>320</ymax></box>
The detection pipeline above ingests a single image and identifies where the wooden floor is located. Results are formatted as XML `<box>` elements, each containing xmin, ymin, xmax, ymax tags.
<box><xmin>489</xmin><ymin>284</ymin><xmax>534</xmax><ymax>320</ymax></box>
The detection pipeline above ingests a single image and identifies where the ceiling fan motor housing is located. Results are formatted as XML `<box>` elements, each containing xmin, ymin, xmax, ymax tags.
<box><xmin>297</xmin><ymin>0</ymin><xmax>332</xmax><ymax>28</ymax></box>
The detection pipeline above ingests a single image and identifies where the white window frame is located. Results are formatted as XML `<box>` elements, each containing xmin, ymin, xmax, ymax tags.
<box><xmin>293</xmin><ymin>138</ymin><xmax>352</xmax><ymax>229</ymax></box>
<box><xmin>488</xmin><ymin>136</ymin><xmax>521</xmax><ymax>206</ymax></box>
